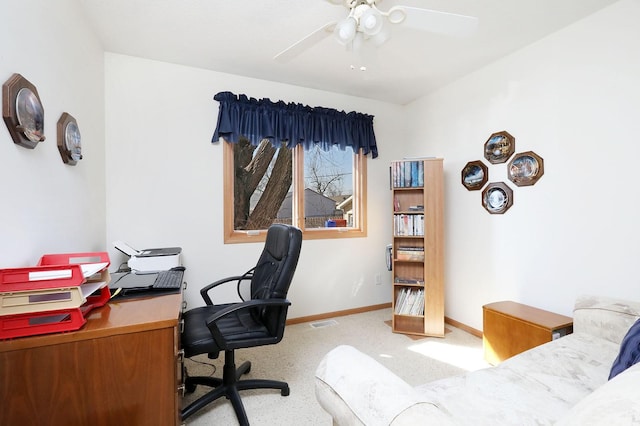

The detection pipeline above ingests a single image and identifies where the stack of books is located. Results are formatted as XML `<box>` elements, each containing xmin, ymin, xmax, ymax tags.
<box><xmin>395</xmin><ymin>246</ymin><xmax>425</xmax><ymax>261</ymax></box>
<box><xmin>394</xmin><ymin>277</ymin><xmax>425</xmax><ymax>285</ymax></box>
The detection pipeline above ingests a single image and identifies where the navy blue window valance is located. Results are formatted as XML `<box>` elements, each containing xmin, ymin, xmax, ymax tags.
<box><xmin>211</xmin><ymin>91</ymin><xmax>378</xmax><ymax>158</ymax></box>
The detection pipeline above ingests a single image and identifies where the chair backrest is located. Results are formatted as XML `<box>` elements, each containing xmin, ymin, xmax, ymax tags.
<box><xmin>250</xmin><ymin>224</ymin><xmax>302</xmax><ymax>324</ymax></box>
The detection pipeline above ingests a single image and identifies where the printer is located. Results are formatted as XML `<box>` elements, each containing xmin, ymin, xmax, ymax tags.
<box><xmin>113</xmin><ymin>240</ymin><xmax>182</xmax><ymax>272</ymax></box>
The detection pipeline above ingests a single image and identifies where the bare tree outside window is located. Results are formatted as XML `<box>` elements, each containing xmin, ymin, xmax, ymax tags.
<box><xmin>303</xmin><ymin>145</ymin><xmax>354</xmax><ymax>229</ymax></box>
<box><xmin>225</xmin><ymin>139</ymin><xmax>366</xmax><ymax>243</ymax></box>
<box><xmin>233</xmin><ymin>137</ymin><xmax>292</xmax><ymax>230</ymax></box>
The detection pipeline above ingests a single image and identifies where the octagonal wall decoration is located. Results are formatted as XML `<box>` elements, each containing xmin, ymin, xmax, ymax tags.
<box><xmin>484</xmin><ymin>131</ymin><xmax>515</xmax><ymax>164</ymax></box>
<box><xmin>461</xmin><ymin>160</ymin><xmax>488</xmax><ymax>191</ymax></box>
<box><xmin>2</xmin><ymin>73</ymin><xmax>45</xmax><ymax>149</ymax></box>
<box><xmin>57</xmin><ymin>112</ymin><xmax>82</xmax><ymax>165</ymax></box>
<box><xmin>482</xmin><ymin>182</ymin><xmax>513</xmax><ymax>214</ymax></box>
<box><xmin>508</xmin><ymin>151</ymin><xmax>544</xmax><ymax>187</ymax></box>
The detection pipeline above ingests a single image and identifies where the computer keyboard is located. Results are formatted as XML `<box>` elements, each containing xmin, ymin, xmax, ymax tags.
<box><xmin>154</xmin><ymin>269</ymin><xmax>184</xmax><ymax>289</ymax></box>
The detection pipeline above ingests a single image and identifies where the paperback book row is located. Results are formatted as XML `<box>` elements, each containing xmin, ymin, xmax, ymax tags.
<box><xmin>394</xmin><ymin>287</ymin><xmax>425</xmax><ymax>316</ymax></box>
<box><xmin>0</xmin><ymin>252</ymin><xmax>111</xmax><ymax>339</ymax></box>
<box><xmin>394</xmin><ymin>213</ymin><xmax>425</xmax><ymax>237</ymax></box>
<box><xmin>391</xmin><ymin>160</ymin><xmax>425</xmax><ymax>188</ymax></box>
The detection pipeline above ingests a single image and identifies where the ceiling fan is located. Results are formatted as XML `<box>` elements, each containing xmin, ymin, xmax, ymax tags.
<box><xmin>274</xmin><ymin>0</ymin><xmax>479</xmax><ymax>63</ymax></box>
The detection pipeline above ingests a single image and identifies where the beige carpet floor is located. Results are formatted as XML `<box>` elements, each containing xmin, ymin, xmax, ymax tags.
<box><xmin>182</xmin><ymin>308</ymin><xmax>490</xmax><ymax>425</ymax></box>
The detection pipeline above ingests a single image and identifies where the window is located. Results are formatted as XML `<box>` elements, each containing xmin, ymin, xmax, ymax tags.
<box><xmin>223</xmin><ymin>139</ymin><xmax>367</xmax><ymax>243</ymax></box>
<box><xmin>213</xmin><ymin>91</ymin><xmax>377</xmax><ymax>243</ymax></box>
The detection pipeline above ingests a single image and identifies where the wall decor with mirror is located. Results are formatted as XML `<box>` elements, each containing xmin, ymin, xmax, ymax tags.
<box><xmin>57</xmin><ymin>112</ymin><xmax>82</xmax><ymax>165</ymax></box>
<box><xmin>508</xmin><ymin>151</ymin><xmax>544</xmax><ymax>187</ymax></box>
<box><xmin>2</xmin><ymin>73</ymin><xmax>45</xmax><ymax>149</ymax></box>
<box><xmin>482</xmin><ymin>182</ymin><xmax>513</xmax><ymax>214</ymax></box>
<box><xmin>461</xmin><ymin>130</ymin><xmax>545</xmax><ymax>214</ymax></box>
<box><xmin>484</xmin><ymin>131</ymin><xmax>515</xmax><ymax>164</ymax></box>
<box><xmin>461</xmin><ymin>160</ymin><xmax>488</xmax><ymax>191</ymax></box>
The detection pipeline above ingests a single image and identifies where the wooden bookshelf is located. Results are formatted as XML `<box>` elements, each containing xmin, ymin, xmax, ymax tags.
<box><xmin>391</xmin><ymin>158</ymin><xmax>444</xmax><ymax>337</ymax></box>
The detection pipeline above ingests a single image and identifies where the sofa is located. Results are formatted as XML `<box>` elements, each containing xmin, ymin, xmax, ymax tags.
<box><xmin>314</xmin><ymin>295</ymin><xmax>640</xmax><ymax>425</ymax></box>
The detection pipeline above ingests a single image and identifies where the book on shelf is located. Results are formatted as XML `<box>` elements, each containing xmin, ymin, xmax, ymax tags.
<box><xmin>396</xmin><ymin>255</ymin><xmax>425</xmax><ymax>261</ymax></box>
<box><xmin>396</xmin><ymin>250</ymin><xmax>425</xmax><ymax>261</ymax></box>
<box><xmin>391</xmin><ymin>160</ymin><xmax>425</xmax><ymax>188</ymax></box>
<box><xmin>393</xmin><ymin>214</ymin><xmax>425</xmax><ymax>237</ymax></box>
<box><xmin>394</xmin><ymin>287</ymin><xmax>425</xmax><ymax>315</ymax></box>
<box><xmin>394</xmin><ymin>288</ymin><xmax>407</xmax><ymax>313</ymax></box>
<box><xmin>393</xmin><ymin>195</ymin><xmax>401</xmax><ymax>212</ymax></box>
<box><xmin>394</xmin><ymin>277</ymin><xmax>425</xmax><ymax>285</ymax></box>
<box><xmin>404</xmin><ymin>162</ymin><xmax>412</xmax><ymax>187</ymax></box>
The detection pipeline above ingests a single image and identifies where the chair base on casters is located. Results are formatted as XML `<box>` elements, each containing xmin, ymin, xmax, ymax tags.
<box><xmin>181</xmin><ymin>350</ymin><xmax>290</xmax><ymax>425</ymax></box>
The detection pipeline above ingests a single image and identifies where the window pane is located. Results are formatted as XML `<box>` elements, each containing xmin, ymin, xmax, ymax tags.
<box><xmin>303</xmin><ymin>144</ymin><xmax>354</xmax><ymax>229</ymax></box>
<box><xmin>233</xmin><ymin>139</ymin><xmax>292</xmax><ymax>230</ymax></box>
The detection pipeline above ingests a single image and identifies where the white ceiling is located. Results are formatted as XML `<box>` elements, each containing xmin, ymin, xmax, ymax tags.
<box><xmin>79</xmin><ymin>0</ymin><xmax>618</xmax><ymax>105</ymax></box>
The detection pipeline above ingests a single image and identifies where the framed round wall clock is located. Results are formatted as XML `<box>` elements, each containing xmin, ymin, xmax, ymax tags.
<box><xmin>57</xmin><ymin>112</ymin><xmax>82</xmax><ymax>165</ymax></box>
<box><xmin>2</xmin><ymin>73</ymin><xmax>45</xmax><ymax>149</ymax></box>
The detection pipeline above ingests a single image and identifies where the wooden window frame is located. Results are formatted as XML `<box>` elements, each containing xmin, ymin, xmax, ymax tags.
<box><xmin>223</xmin><ymin>142</ymin><xmax>367</xmax><ymax>244</ymax></box>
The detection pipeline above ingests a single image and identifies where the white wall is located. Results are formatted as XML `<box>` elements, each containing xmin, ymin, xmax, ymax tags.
<box><xmin>405</xmin><ymin>0</ymin><xmax>640</xmax><ymax>330</ymax></box>
<box><xmin>5</xmin><ymin>0</ymin><xmax>637</xmax><ymax>331</ymax></box>
<box><xmin>0</xmin><ymin>0</ymin><xmax>106</xmax><ymax>267</ymax></box>
<box><xmin>103</xmin><ymin>54</ymin><xmax>406</xmax><ymax>316</ymax></box>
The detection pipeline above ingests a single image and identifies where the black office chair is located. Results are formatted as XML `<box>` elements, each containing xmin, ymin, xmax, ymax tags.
<box><xmin>181</xmin><ymin>224</ymin><xmax>302</xmax><ymax>425</ymax></box>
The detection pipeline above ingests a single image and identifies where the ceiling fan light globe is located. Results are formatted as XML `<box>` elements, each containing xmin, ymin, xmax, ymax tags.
<box><xmin>371</xmin><ymin>26</ymin><xmax>390</xmax><ymax>46</ymax></box>
<box><xmin>360</xmin><ymin>7</ymin><xmax>383</xmax><ymax>35</ymax></box>
<box><xmin>335</xmin><ymin>17</ymin><xmax>357</xmax><ymax>44</ymax></box>
<box><xmin>387</xmin><ymin>6</ymin><xmax>407</xmax><ymax>24</ymax></box>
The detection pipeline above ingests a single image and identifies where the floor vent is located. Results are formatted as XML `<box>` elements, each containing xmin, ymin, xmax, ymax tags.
<box><xmin>310</xmin><ymin>319</ymin><xmax>339</xmax><ymax>329</ymax></box>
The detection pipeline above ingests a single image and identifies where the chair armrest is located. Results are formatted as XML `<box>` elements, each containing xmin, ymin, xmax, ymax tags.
<box><xmin>200</xmin><ymin>274</ymin><xmax>253</xmax><ymax>305</ymax></box>
<box><xmin>205</xmin><ymin>298</ymin><xmax>291</xmax><ymax>346</ymax></box>
<box><xmin>315</xmin><ymin>345</ymin><xmax>453</xmax><ymax>426</ymax></box>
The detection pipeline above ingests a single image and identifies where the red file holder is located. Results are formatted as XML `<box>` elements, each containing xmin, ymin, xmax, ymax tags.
<box><xmin>0</xmin><ymin>252</ymin><xmax>111</xmax><ymax>339</ymax></box>
<box><xmin>37</xmin><ymin>251</ymin><xmax>110</xmax><ymax>267</ymax></box>
<box><xmin>38</xmin><ymin>252</ymin><xmax>111</xmax><ymax>313</ymax></box>
<box><xmin>0</xmin><ymin>308</ymin><xmax>87</xmax><ymax>340</ymax></box>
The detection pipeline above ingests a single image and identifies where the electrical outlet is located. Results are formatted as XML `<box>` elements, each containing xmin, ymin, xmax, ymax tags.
<box><xmin>374</xmin><ymin>273</ymin><xmax>382</xmax><ymax>285</ymax></box>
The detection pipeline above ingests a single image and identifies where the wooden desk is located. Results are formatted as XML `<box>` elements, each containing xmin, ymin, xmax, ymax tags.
<box><xmin>483</xmin><ymin>301</ymin><xmax>573</xmax><ymax>365</ymax></box>
<box><xmin>0</xmin><ymin>293</ymin><xmax>183</xmax><ymax>426</ymax></box>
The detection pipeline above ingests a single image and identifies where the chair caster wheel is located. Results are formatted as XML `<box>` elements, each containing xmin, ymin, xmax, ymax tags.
<box><xmin>185</xmin><ymin>381</ymin><xmax>197</xmax><ymax>393</ymax></box>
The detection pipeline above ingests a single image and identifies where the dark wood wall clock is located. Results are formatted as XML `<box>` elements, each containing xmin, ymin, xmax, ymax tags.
<box><xmin>57</xmin><ymin>112</ymin><xmax>82</xmax><ymax>165</ymax></box>
<box><xmin>2</xmin><ymin>73</ymin><xmax>45</xmax><ymax>149</ymax></box>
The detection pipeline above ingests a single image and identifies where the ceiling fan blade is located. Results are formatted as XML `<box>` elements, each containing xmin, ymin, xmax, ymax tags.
<box><xmin>274</xmin><ymin>22</ymin><xmax>337</xmax><ymax>63</ymax></box>
<box><xmin>396</xmin><ymin>6</ymin><xmax>478</xmax><ymax>37</ymax></box>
